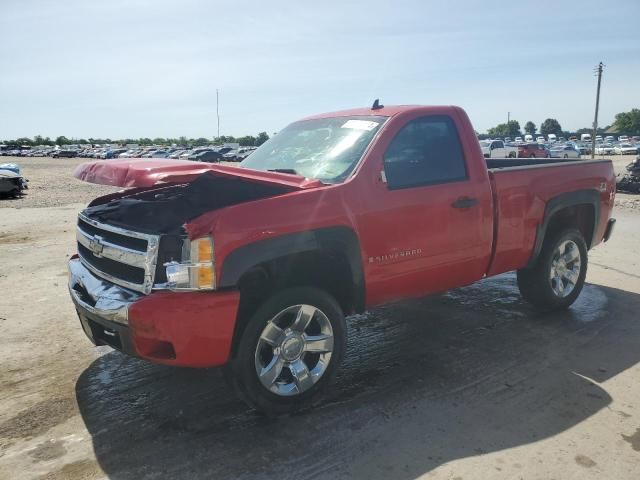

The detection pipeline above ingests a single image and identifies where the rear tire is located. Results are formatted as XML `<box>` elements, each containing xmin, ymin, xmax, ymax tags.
<box><xmin>517</xmin><ymin>229</ymin><xmax>588</xmax><ymax>311</ymax></box>
<box><xmin>229</xmin><ymin>287</ymin><xmax>346</xmax><ymax>415</ymax></box>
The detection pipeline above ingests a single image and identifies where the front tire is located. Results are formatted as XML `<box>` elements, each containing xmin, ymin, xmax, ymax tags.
<box><xmin>229</xmin><ymin>287</ymin><xmax>346</xmax><ymax>414</ymax></box>
<box><xmin>517</xmin><ymin>229</ymin><xmax>588</xmax><ymax>311</ymax></box>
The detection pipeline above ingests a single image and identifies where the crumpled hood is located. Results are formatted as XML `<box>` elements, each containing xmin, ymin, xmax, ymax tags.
<box><xmin>74</xmin><ymin>158</ymin><xmax>324</xmax><ymax>190</ymax></box>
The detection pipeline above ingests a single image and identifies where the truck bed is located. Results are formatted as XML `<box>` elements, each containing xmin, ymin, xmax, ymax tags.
<box><xmin>485</xmin><ymin>158</ymin><xmax>615</xmax><ymax>277</ymax></box>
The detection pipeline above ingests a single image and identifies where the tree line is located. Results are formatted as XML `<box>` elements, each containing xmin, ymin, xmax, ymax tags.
<box><xmin>480</xmin><ymin>108</ymin><xmax>640</xmax><ymax>139</ymax></box>
<box><xmin>1</xmin><ymin>132</ymin><xmax>271</xmax><ymax>148</ymax></box>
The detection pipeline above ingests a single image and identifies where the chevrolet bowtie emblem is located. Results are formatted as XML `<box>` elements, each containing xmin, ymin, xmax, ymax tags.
<box><xmin>88</xmin><ymin>235</ymin><xmax>105</xmax><ymax>257</ymax></box>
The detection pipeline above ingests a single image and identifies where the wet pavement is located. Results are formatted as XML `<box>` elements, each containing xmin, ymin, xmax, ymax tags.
<box><xmin>1</xmin><ymin>198</ymin><xmax>639</xmax><ymax>479</ymax></box>
<box><xmin>67</xmin><ymin>276</ymin><xmax>637</xmax><ymax>479</ymax></box>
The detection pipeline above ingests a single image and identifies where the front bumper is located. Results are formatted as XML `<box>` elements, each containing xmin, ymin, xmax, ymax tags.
<box><xmin>68</xmin><ymin>257</ymin><xmax>240</xmax><ymax>367</ymax></box>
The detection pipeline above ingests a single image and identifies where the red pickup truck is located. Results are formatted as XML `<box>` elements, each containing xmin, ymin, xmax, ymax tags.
<box><xmin>69</xmin><ymin>104</ymin><xmax>616</xmax><ymax>413</ymax></box>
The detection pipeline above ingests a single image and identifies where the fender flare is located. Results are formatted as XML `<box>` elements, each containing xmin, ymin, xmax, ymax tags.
<box><xmin>218</xmin><ymin>226</ymin><xmax>366</xmax><ymax>312</ymax></box>
<box><xmin>527</xmin><ymin>189</ymin><xmax>600</xmax><ymax>267</ymax></box>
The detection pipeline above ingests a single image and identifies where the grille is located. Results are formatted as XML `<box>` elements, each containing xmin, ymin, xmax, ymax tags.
<box><xmin>76</xmin><ymin>213</ymin><xmax>160</xmax><ymax>294</ymax></box>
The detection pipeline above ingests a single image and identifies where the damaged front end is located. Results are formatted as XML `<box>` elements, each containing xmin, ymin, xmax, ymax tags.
<box><xmin>76</xmin><ymin>171</ymin><xmax>295</xmax><ymax>293</ymax></box>
<box><xmin>68</xmin><ymin>165</ymin><xmax>307</xmax><ymax>366</ymax></box>
<box><xmin>0</xmin><ymin>164</ymin><xmax>28</xmax><ymax>198</ymax></box>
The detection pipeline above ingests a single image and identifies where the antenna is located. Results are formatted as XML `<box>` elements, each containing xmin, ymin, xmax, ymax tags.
<box><xmin>371</xmin><ymin>99</ymin><xmax>384</xmax><ymax>110</ymax></box>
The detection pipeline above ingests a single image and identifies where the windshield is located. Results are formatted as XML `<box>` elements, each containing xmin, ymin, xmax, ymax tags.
<box><xmin>240</xmin><ymin>115</ymin><xmax>387</xmax><ymax>182</ymax></box>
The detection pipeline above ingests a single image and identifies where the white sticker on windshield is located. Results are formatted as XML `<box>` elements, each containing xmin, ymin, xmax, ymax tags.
<box><xmin>341</xmin><ymin>119</ymin><xmax>379</xmax><ymax>131</ymax></box>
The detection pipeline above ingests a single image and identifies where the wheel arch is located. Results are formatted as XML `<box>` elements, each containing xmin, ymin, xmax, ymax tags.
<box><xmin>527</xmin><ymin>189</ymin><xmax>599</xmax><ymax>268</ymax></box>
<box><xmin>219</xmin><ymin>227</ymin><xmax>365</xmax><ymax>357</ymax></box>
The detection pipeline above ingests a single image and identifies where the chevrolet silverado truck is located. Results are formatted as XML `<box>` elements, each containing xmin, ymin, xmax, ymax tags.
<box><xmin>69</xmin><ymin>104</ymin><xmax>616</xmax><ymax>413</ymax></box>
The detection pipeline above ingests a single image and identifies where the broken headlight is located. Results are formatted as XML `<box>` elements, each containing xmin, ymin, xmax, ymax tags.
<box><xmin>164</xmin><ymin>237</ymin><xmax>216</xmax><ymax>291</ymax></box>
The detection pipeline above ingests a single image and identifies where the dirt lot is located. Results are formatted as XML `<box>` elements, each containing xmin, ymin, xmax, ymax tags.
<box><xmin>1</xmin><ymin>156</ymin><xmax>640</xmax><ymax>480</ymax></box>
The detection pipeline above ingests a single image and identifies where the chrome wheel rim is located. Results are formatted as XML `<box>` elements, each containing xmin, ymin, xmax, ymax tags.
<box><xmin>254</xmin><ymin>304</ymin><xmax>334</xmax><ymax>396</ymax></box>
<box><xmin>549</xmin><ymin>240</ymin><xmax>581</xmax><ymax>298</ymax></box>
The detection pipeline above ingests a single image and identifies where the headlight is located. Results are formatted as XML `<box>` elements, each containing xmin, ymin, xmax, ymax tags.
<box><xmin>164</xmin><ymin>237</ymin><xmax>216</xmax><ymax>291</ymax></box>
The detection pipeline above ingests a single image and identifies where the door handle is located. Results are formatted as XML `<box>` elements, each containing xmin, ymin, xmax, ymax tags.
<box><xmin>451</xmin><ymin>197</ymin><xmax>478</xmax><ymax>209</ymax></box>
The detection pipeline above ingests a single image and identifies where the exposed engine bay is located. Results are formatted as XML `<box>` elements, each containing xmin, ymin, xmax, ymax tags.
<box><xmin>83</xmin><ymin>172</ymin><xmax>293</xmax><ymax>234</ymax></box>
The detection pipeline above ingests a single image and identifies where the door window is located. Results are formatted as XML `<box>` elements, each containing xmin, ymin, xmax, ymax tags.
<box><xmin>383</xmin><ymin>115</ymin><xmax>467</xmax><ymax>189</ymax></box>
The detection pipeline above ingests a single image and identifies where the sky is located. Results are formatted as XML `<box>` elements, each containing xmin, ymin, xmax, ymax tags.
<box><xmin>1</xmin><ymin>0</ymin><xmax>639</xmax><ymax>140</ymax></box>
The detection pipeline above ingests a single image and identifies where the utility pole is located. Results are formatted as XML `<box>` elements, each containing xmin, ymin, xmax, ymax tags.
<box><xmin>591</xmin><ymin>62</ymin><xmax>603</xmax><ymax>159</ymax></box>
<box><xmin>507</xmin><ymin>112</ymin><xmax>510</xmax><ymax>137</ymax></box>
<box><xmin>216</xmin><ymin>89</ymin><xmax>220</xmax><ymax>140</ymax></box>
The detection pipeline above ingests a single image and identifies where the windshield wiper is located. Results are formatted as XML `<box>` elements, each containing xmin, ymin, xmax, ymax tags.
<box><xmin>267</xmin><ymin>168</ymin><xmax>299</xmax><ymax>175</ymax></box>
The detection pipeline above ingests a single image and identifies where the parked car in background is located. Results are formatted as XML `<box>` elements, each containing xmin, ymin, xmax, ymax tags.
<box><xmin>614</xmin><ymin>143</ymin><xmax>638</xmax><ymax>155</ymax></box>
<box><xmin>619</xmin><ymin>135</ymin><xmax>629</xmax><ymax>143</ymax></box>
<box><xmin>0</xmin><ymin>163</ymin><xmax>28</xmax><ymax>197</ymax></box>
<box><xmin>102</xmin><ymin>148</ymin><xmax>128</xmax><ymax>159</ymax></box>
<box><xmin>235</xmin><ymin>148</ymin><xmax>254</xmax><ymax>162</ymax></box>
<box><xmin>479</xmin><ymin>139</ymin><xmax>518</xmax><ymax>158</ymax></box>
<box><xmin>189</xmin><ymin>150</ymin><xmax>222</xmax><ymax>163</ymax></box>
<box><xmin>216</xmin><ymin>146</ymin><xmax>234</xmax><ymax>156</ymax></box>
<box><xmin>547</xmin><ymin>134</ymin><xmax>557</xmax><ymax>143</ymax></box>
<box><xmin>514</xmin><ymin>136</ymin><xmax>523</xmax><ymax>143</ymax></box>
<box><xmin>604</xmin><ymin>136</ymin><xmax>615</xmax><ymax>143</ymax></box>
<box><xmin>580</xmin><ymin>133</ymin><xmax>592</xmax><ymax>142</ymax></box>
<box><xmin>222</xmin><ymin>150</ymin><xmax>239</xmax><ymax>161</ymax></box>
<box><xmin>574</xmin><ymin>142</ymin><xmax>589</xmax><ymax>156</ymax></box>
<box><xmin>524</xmin><ymin>134</ymin><xmax>533</xmax><ymax>143</ymax></box>
<box><xmin>181</xmin><ymin>147</ymin><xmax>209</xmax><ymax>159</ymax></box>
<box><xmin>536</xmin><ymin>136</ymin><xmax>545</xmax><ymax>143</ymax></box>
<box><xmin>150</xmin><ymin>150</ymin><xmax>170</xmax><ymax>158</ymax></box>
<box><xmin>168</xmin><ymin>149</ymin><xmax>188</xmax><ymax>159</ymax></box>
<box><xmin>518</xmin><ymin>143</ymin><xmax>550</xmax><ymax>158</ymax></box>
<box><xmin>51</xmin><ymin>150</ymin><xmax>78</xmax><ymax>158</ymax></box>
<box><xmin>550</xmin><ymin>144</ymin><xmax>580</xmax><ymax>159</ymax></box>
<box><xmin>595</xmin><ymin>143</ymin><xmax>615</xmax><ymax>155</ymax></box>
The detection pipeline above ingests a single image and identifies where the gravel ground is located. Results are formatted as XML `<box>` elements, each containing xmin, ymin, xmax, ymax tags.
<box><xmin>0</xmin><ymin>157</ymin><xmax>121</xmax><ymax>208</ymax></box>
<box><xmin>0</xmin><ymin>155</ymin><xmax>639</xmax><ymax>480</ymax></box>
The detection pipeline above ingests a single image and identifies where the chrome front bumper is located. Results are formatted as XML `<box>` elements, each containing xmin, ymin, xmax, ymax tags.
<box><xmin>68</xmin><ymin>257</ymin><xmax>142</xmax><ymax>325</ymax></box>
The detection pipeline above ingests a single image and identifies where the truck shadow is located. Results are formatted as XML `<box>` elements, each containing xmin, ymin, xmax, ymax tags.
<box><xmin>75</xmin><ymin>273</ymin><xmax>640</xmax><ymax>479</ymax></box>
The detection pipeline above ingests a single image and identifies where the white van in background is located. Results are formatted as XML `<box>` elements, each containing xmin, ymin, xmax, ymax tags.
<box><xmin>547</xmin><ymin>134</ymin><xmax>557</xmax><ymax>143</ymax></box>
<box><xmin>581</xmin><ymin>133</ymin><xmax>592</xmax><ymax>142</ymax></box>
<box><xmin>524</xmin><ymin>134</ymin><xmax>533</xmax><ymax>143</ymax></box>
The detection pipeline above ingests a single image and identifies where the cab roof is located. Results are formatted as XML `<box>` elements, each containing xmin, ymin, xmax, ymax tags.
<box><xmin>300</xmin><ymin>105</ymin><xmax>459</xmax><ymax>121</ymax></box>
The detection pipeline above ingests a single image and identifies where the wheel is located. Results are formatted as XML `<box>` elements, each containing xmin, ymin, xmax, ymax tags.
<box><xmin>508</xmin><ymin>152</ymin><xmax>516</xmax><ymax>158</ymax></box>
<box><xmin>563</xmin><ymin>154</ymin><xmax>569</xmax><ymax>158</ymax></box>
<box><xmin>530</xmin><ymin>154</ymin><xmax>536</xmax><ymax>158</ymax></box>
<box><xmin>517</xmin><ymin>229</ymin><xmax>587</xmax><ymax>311</ymax></box>
<box><xmin>229</xmin><ymin>287</ymin><xmax>346</xmax><ymax>414</ymax></box>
